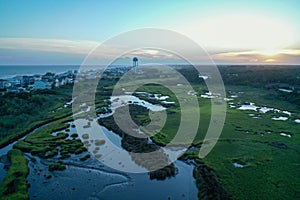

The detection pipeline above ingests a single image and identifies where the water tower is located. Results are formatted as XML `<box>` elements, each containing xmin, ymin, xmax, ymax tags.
<box><xmin>133</xmin><ymin>57</ymin><xmax>138</xmax><ymax>73</ymax></box>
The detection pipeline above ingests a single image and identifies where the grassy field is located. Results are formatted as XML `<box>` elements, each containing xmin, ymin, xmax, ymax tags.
<box><xmin>0</xmin><ymin>149</ymin><xmax>29</xmax><ymax>200</ymax></box>
<box><xmin>1</xmin><ymin>66</ymin><xmax>300</xmax><ymax>199</ymax></box>
<box><xmin>14</xmin><ymin>117</ymin><xmax>87</xmax><ymax>158</ymax></box>
<box><xmin>97</xmin><ymin>66</ymin><xmax>300</xmax><ymax>199</ymax></box>
<box><xmin>200</xmin><ymin>85</ymin><xmax>300</xmax><ymax>199</ymax></box>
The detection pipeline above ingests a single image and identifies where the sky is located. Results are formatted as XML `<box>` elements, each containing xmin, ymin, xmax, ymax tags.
<box><xmin>0</xmin><ymin>0</ymin><xmax>300</xmax><ymax>65</ymax></box>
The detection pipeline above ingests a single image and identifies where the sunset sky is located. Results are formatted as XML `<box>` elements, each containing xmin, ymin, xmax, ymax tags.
<box><xmin>0</xmin><ymin>0</ymin><xmax>299</xmax><ymax>65</ymax></box>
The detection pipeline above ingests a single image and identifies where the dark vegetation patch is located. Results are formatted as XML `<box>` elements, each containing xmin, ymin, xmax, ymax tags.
<box><xmin>193</xmin><ymin>163</ymin><xmax>231</xmax><ymax>200</ymax></box>
<box><xmin>267</xmin><ymin>141</ymin><xmax>288</xmax><ymax>149</ymax></box>
<box><xmin>48</xmin><ymin>163</ymin><xmax>66</xmax><ymax>171</ymax></box>
<box><xmin>149</xmin><ymin>164</ymin><xmax>177</xmax><ymax>180</ymax></box>
<box><xmin>79</xmin><ymin>154</ymin><xmax>91</xmax><ymax>161</ymax></box>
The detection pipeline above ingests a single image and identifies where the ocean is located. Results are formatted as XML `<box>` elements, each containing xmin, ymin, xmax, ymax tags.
<box><xmin>0</xmin><ymin>65</ymin><xmax>130</xmax><ymax>79</ymax></box>
<box><xmin>0</xmin><ymin>65</ymin><xmax>80</xmax><ymax>79</ymax></box>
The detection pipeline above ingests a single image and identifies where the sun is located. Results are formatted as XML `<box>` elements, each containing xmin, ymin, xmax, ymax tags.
<box><xmin>264</xmin><ymin>58</ymin><xmax>276</xmax><ymax>63</ymax></box>
<box><xmin>254</xmin><ymin>49</ymin><xmax>282</xmax><ymax>63</ymax></box>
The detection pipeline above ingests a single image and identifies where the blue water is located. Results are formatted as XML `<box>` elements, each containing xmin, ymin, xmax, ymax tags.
<box><xmin>0</xmin><ymin>65</ymin><xmax>80</xmax><ymax>79</ymax></box>
<box><xmin>0</xmin><ymin>65</ymin><xmax>129</xmax><ymax>79</ymax></box>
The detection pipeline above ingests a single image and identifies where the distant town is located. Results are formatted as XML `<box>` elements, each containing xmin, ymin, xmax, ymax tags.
<box><xmin>0</xmin><ymin>70</ymin><xmax>77</xmax><ymax>94</ymax></box>
<box><xmin>0</xmin><ymin>66</ymin><xmax>134</xmax><ymax>94</ymax></box>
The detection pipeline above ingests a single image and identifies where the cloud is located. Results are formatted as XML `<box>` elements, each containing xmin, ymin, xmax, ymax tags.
<box><xmin>212</xmin><ymin>49</ymin><xmax>300</xmax><ymax>64</ymax></box>
<box><xmin>127</xmin><ymin>49</ymin><xmax>179</xmax><ymax>61</ymax></box>
<box><xmin>1</xmin><ymin>38</ymin><xmax>300</xmax><ymax>65</ymax></box>
<box><xmin>0</xmin><ymin>38</ymin><xmax>100</xmax><ymax>55</ymax></box>
<box><xmin>0</xmin><ymin>38</ymin><xmax>186</xmax><ymax>64</ymax></box>
<box><xmin>0</xmin><ymin>38</ymin><xmax>180</xmax><ymax>60</ymax></box>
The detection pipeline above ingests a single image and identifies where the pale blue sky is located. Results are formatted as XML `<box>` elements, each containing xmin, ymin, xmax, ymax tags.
<box><xmin>0</xmin><ymin>0</ymin><xmax>299</xmax><ymax>64</ymax></box>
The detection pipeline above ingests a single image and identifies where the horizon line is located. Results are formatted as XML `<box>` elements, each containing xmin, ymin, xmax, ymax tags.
<box><xmin>0</xmin><ymin>64</ymin><xmax>300</xmax><ymax>66</ymax></box>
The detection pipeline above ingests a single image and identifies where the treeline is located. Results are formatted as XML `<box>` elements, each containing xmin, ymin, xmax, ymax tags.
<box><xmin>0</xmin><ymin>86</ymin><xmax>73</xmax><ymax>146</ymax></box>
<box><xmin>218</xmin><ymin>65</ymin><xmax>300</xmax><ymax>106</ymax></box>
<box><xmin>176</xmin><ymin>65</ymin><xmax>300</xmax><ymax>106</ymax></box>
<box><xmin>218</xmin><ymin>65</ymin><xmax>300</xmax><ymax>88</ymax></box>
<box><xmin>176</xmin><ymin>65</ymin><xmax>300</xmax><ymax>88</ymax></box>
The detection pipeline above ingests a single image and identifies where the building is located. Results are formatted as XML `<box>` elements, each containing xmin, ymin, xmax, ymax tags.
<box><xmin>34</xmin><ymin>74</ymin><xmax>42</xmax><ymax>80</ymax></box>
<box><xmin>7</xmin><ymin>77</ymin><xmax>21</xmax><ymax>87</ymax></box>
<box><xmin>33</xmin><ymin>80</ymin><xmax>51</xmax><ymax>89</ymax></box>
<box><xmin>42</xmin><ymin>72</ymin><xmax>55</xmax><ymax>83</ymax></box>
<box><xmin>0</xmin><ymin>79</ymin><xmax>10</xmax><ymax>89</ymax></box>
<box><xmin>22</xmin><ymin>76</ymin><xmax>35</xmax><ymax>85</ymax></box>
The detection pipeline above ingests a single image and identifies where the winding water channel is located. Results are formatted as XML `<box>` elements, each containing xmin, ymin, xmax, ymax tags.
<box><xmin>0</xmin><ymin>94</ymin><xmax>198</xmax><ymax>199</ymax></box>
